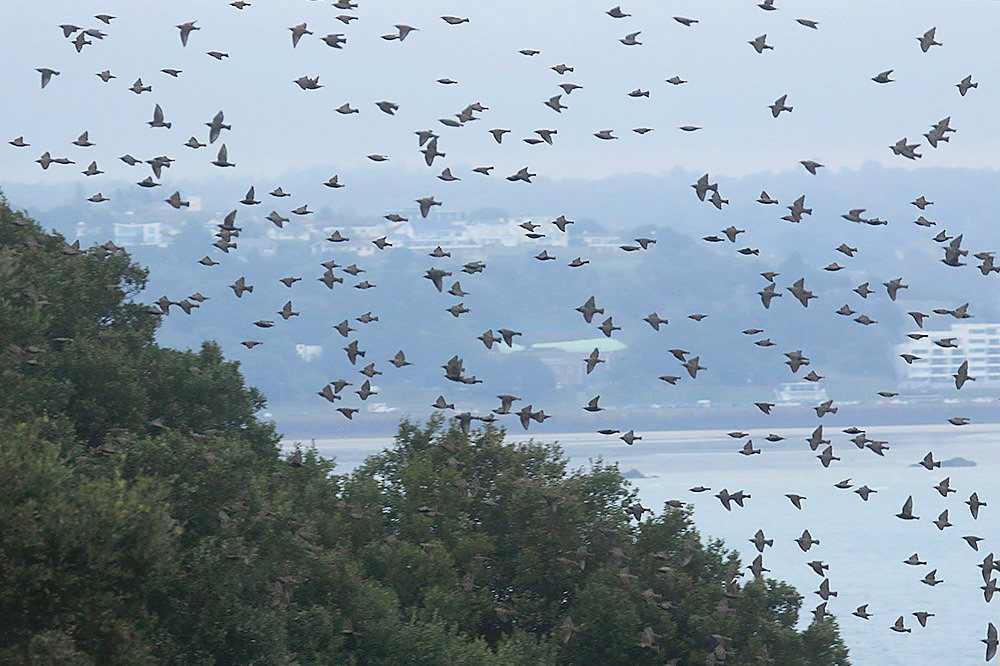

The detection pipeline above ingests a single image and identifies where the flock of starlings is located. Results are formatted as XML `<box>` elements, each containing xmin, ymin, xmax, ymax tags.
<box><xmin>9</xmin><ymin>0</ymin><xmax>998</xmax><ymax>660</ymax></box>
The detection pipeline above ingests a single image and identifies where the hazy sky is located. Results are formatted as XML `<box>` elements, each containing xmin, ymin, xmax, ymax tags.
<box><xmin>2</xmin><ymin>0</ymin><xmax>999</xmax><ymax>191</ymax></box>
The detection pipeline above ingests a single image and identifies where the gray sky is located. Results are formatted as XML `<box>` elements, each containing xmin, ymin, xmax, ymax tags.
<box><xmin>2</xmin><ymin>0</ymin><xmax>999</xmax><ymax>190</ymax></box>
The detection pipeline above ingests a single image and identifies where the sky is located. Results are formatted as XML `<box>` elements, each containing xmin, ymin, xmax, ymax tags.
<box><xmin>2</xmin><ymin>0</ymin><xmax>999</xmax><ymax>190</ymax></box>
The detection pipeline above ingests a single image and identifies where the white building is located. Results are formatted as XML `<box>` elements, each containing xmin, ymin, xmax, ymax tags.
<box><xmin>400</xmin><ymin>215</ymin><xmax>572</xmax><ymax>250</ymax></box>
<box><xmin>295</xmin><ymin>344</ymin><xmax>323</xmax><ymax>363</ymax></box>
<box><xmin>894</xmin><ymin>322</ymin><xmax>1000</xmax><ymax>387</ymax></box>
<box><xmin>773</xmin><ymin>382</ymin><xmax>828</xmax><ymax>405</ymax></box>
<box><xmin>266</xmin><ymin>227</ymin><xmax>314</xmax><ymax>243</ymax></box>
<box><xmin>114</xmin><ymin>222</ymin><xmax>165</xmax><ymax>247</ymax></box>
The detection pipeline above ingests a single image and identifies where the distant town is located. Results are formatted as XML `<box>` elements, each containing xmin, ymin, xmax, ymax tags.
<box><xmin>78</xmin><ymin>197</ymin><xmax>622</xmax><ymax>256</ymax></box>
<box><xmin>63</xmin><ymin>197</ymin><xmax>1000</xmax><ymax>418</ymax></box>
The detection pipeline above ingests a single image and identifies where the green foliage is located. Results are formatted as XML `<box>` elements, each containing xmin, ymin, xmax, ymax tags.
<box><xmin>0</xmin><ymin>424</ymin><xmax>179</xmax><ymax>666</ymax></box>
<box><xmin>0</xmin><ymin>195</ymin><xmax>272</xmax><ymax>451</ymax></box>
<box><xmin>347</xmin><ymin>418</ymin><xmax>851</xmax><ymax>666</ymax></box>
<box><xmin>0</xmin><ymin>197</ymin><xmax>850</xmax><ymax>665</ymax></box>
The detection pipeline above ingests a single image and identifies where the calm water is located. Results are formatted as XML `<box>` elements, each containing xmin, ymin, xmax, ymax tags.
<box><xmin>288</xmin><ymin>423</ymin><xmax>1000</xmax><ymax>665</ymax></box>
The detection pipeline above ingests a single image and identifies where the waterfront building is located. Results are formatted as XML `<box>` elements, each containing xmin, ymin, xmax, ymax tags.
<box><xmin>894</xmin><ymin>322</ymin><xmax>1000</xmax><ymax>387</ymax></box>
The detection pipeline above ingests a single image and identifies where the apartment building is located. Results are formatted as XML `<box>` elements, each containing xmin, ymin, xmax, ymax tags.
<box><xmin>894</xmin><ymin>322</ymin><xmax>1000</xmax><ymax>387</ymax></box>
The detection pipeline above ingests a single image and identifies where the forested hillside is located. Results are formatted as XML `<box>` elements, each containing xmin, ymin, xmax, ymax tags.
<box><xmin>16</xmin><ymin>164</ymin><xmax>1000</xmax><ymax>419</ymax></box>
<box><xmin>1</xmin><ymin>196</ymin><xmax>848</xmax><ymax>665</ymax></box>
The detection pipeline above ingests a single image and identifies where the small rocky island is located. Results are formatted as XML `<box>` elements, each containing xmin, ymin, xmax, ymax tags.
<box><xmin>910</xmin><ymin>457</ymin><xmax>977</xmax><ymax>468</ymax></box>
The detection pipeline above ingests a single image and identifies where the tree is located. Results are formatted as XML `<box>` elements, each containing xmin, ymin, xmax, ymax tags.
<box><xmin>0</xmin><ymin>423</ymin><xmax>179</xmax><ymax>666</ymax></box>
<box><xmin>0</xmin><ymin>196</ymin><xmax>850</xmax><ymax>665</ymax></box>
<box><xmin>346</xmin><ymin>417</ymin><xmax>851</xmax><ymax>665</ymax></box>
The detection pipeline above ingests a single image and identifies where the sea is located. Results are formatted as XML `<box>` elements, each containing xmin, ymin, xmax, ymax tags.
<box><xmin>284</xmin><ymin>423</ymin><xmax>1000</xmax><ymax>665</ymax></box>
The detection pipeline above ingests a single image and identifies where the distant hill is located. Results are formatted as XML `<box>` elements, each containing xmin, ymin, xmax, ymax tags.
<box><xmin>6</xmin><ymin>164</ymin><xmax>1000</xmax><ymax>420</ymax></box>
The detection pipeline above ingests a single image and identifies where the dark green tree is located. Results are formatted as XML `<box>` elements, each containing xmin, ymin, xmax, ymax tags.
<box><xmin>345</xmin><ymin>417</ymin><xmax>851</xmax><ymax>665</ymax></box>
<box><xmin>0</xmin><ymin>196</ymin><xmax>849</xmax><ymax>665</ymax></box>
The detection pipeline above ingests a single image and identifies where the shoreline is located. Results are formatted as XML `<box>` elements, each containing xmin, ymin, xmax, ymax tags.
<box><xmin>271</xmin><ymin>399</ymin><xmax>1000</xmax><ymax>440</ymax></box>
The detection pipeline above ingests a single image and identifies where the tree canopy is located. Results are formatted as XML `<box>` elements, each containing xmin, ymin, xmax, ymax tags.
<box><xmin>0</xmin><ymin>196</ymin><xmax>849</xmax><ymax>664</ymax></box>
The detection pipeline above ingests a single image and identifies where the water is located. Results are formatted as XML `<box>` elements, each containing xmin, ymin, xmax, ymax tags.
<box><xmin>287</xmin><ymin>423</ymin><xmax>1000</xmax><ymax>664</ymax></box>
